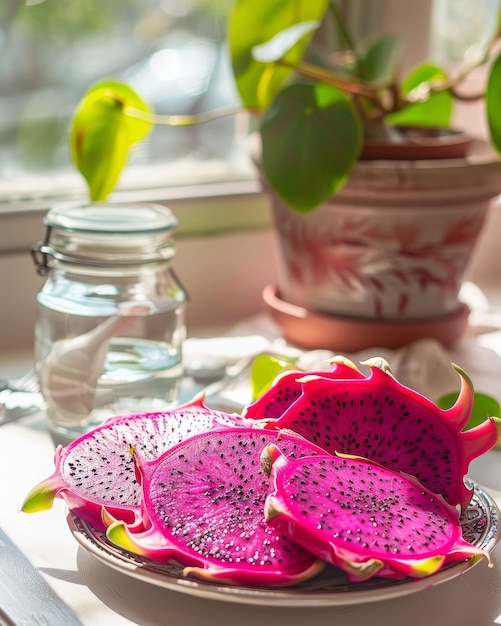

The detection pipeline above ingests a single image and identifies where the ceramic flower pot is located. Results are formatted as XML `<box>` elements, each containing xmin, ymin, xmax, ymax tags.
<box><xmin>259</xmin><ymin>138</ymin><xmax>501</xmax><ymax>350</ymax></box>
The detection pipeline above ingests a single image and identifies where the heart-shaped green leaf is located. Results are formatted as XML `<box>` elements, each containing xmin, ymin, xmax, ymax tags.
<box><xmin>252</xmin><ymin>21</ymin><xmax>320</xmax><ymax>64</ymax></box>
<box><xmin>228</xmin><ymin>0</ymin><xmax>328</xmax><ymax>109</ymax></box>
<box><xmin>260</xmin><ymin>82</ymin><xmax>361</xmax><ymax>213</ymax></box>
<box><xmin>385</xmin><ymin>63</ymin><xmax>453</xmax><ymax>128</ymax></box>
<box><xmin>70</xmin><ymin>80</ymin><xmax>152</xmax><ymax>201</ymax></box>
<box><xmin>358</xmin><ymin>35</ymin><xmax>401</xmax><ymax>84</ymax></box>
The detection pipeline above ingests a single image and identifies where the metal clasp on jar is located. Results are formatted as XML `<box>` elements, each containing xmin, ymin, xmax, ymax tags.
<box><xmin>30</xmin><ymin>225</ymin><xmax>53</xmax><ymax>276</ymax></box>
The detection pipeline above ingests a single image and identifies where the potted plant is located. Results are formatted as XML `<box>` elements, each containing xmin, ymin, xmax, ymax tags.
<box><xmin>70</xmin><ymin>0</ymin><xmax>501</xmax><ymax>351</ymax></box>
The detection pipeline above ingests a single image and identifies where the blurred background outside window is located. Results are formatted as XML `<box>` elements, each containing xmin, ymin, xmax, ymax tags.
<box><xmin>0</xmin><ymin>0</ymin><xmax>249</xmax><ymax>205</ymax></box>
<box><xmin>0</xmin><ymin>0</ymin><xmax>499</xmax><ymax>206</ymax></box>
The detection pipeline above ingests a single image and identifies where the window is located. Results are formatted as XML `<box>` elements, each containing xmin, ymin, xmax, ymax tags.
<box><xmin>2</xmin><ymin>0</ymin><xmax>499</xmax><ymax>206</ymax></box>
<box><xmin>431</xmin><ymin>0</ymin><xmax>500</xmax><ymax>65</ymax></box>
<box><xmin>0</xmin><ymin>0</ymin><xmax>253</xmax><ymax>205</ymax></box>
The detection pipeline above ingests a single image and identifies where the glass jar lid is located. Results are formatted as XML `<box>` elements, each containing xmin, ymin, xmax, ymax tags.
<box><xmin>44</xmin><ymin>202</ymin><xmax>178</xmax><ymax>234</ymax></box>
<box><xmin>32</xmin><ymin>201</ymin><xmax>179</xmax><ymax>275</ymax></box>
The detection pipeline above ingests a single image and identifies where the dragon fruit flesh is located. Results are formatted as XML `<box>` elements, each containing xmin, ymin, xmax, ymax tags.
<box><xmin>258</xmin><ymin>359</ymin><xmax>498</xmax><ymax>511</ymax></box>
<box><xmin>106</xmin><ymin>427</ymin><xmax>327</xmax><ymax>587</ymax></box>
<box><xmin>261</xmin><ymin>444</ymin><xmax>490</xmax><ymax>582</ymax></box>
<box><xmin>21</xmin><ymin>396</ymin><xmax>250</xmax><ymax>530</ymax></box>
<box><xmin>244</xmin><ymin>356</ymin><xmax>364</xmax><ymax>420</ymax></box>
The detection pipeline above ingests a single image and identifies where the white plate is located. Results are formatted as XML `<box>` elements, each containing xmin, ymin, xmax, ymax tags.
<box><xmin>68</xmin><ymin>481</ymin><xmax>499</xmax><ymax>607</ymax></box>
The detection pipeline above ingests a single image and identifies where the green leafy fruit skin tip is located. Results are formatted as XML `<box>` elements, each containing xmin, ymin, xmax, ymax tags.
<box><xmin>20</xmin><ymin>397</ymin><xmax>251</xmax><ymax>531</ymax></box>
<box><xmin>20</xmin><ymin>471</ymin><xmax>60</xmax><ymax>513</ymax></box>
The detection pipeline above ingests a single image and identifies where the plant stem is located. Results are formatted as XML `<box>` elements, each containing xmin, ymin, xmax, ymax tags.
<box><xmin>277</xmin><ymin>58</ymin><xmax>381</xmax><ymax>100</ymax></box>
<box><xmin>329</xmin><ymin>0</ymin><xmax>361</xmax><ymax>62</ymax></box>
<box><xmin>405</xmin><ymin>32</ymin><xmax>501</xmax><ymax>106</ymax></box>
<box><xmin>122</xmin><ymin>104</ymin><xmax>244</xmax><ymax>126</ymax></box>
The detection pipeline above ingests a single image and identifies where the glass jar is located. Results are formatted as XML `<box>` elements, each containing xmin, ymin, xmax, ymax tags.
<box><xmin>31</xmin><ymin>201</ymin><xmax>188</xmax><ymax>443</ymax></box>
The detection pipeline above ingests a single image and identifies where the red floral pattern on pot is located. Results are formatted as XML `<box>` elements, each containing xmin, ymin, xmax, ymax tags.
<box><xmin>262</xmin><ymin>141</ymin><xmax>501</xmax><ymax>322</ymax></box>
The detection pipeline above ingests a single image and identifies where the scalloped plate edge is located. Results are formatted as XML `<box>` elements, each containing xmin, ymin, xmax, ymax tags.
<box><xmin>67</xmin><ymin>482</ymin><xmax>500</xmax><ymax>607</ymax></box>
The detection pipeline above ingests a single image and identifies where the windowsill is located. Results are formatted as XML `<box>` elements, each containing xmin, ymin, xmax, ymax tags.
<box><xmin>0</xmin><ymin>175</ymin><xmax>272</xmax><ymax>256</ymax></box>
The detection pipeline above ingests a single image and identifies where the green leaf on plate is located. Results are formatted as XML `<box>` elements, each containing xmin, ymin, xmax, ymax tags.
<box><xmin>487</xmin><ymin>51</ymin><xmax>501</xmax><ymax>156</ymax></box>
<box><xmin>70</xmin><ymin>80</ymin><xmax>152</xmax><ymax>201</ymax></box>
<box><xmin>250</xmin><ymin>354</ymin><xmax>298</xmax><ymax>401</ymax></box>
<box><xmin>437</xmin><ymin>390</ymin><xmax>501</xmax><ymax>449</ymax></box>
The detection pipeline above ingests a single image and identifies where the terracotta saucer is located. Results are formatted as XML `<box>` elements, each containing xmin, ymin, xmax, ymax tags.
<box><xmin>262</xmin><ymin>285</ymin><xmax>470</xmax><ymax>352</ymax></box>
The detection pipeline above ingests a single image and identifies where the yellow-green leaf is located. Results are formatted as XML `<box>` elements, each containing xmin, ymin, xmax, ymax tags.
<box><xmin>228</xmin><ymin>0</ymin><xmax>329</xmax><ymax>109</ymax></box>
<box><xmin>70</xmin><ymin>80</ymin><xmax>152</xmax><ymax>201</ymax></box>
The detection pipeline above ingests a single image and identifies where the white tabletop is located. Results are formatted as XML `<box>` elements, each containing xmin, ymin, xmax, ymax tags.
<box><xmin>1</xmin><ymin>313</ymin><xmax>501</xmax><ymax>625</ymax></box>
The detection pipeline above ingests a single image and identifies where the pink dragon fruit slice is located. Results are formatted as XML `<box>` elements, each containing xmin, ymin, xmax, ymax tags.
<box><xmin>261</xmin><ymin>444</ymin><xmax>491</xmax><ymax>582</ymax></box>
<box><xmin>262</xmin><ymin>359</ymin><xmax>498</xmax><ymax>511</ymax></box>
<box><xmin>106</xmin><ymin>427</ymin><xmax>327</xmax><ymax>587</ymax></box>
<box><xmin>21</xmin><ymin>396</ymin><xmax>250</xmax><ymax>530</ymax></box>
<box><xmin>243</xmin><ymin>356</ymin><xmax>364</xmax><ymax>420</ymax></box>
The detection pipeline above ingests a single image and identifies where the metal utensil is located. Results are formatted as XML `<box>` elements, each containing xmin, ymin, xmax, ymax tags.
<box><xmin>0</xmin><ymin>369</ymin><xmax>45</xmax><ymax>425</ymax></box>
<box><xmin>0</xmin><ymin>526</ymin><xmax>83</xmax><ymax>625</ymax></box>
<box><xmin>0</xmin><ymin>368</ymin><xmax>39</xmax><ymax>394</ymax></box>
